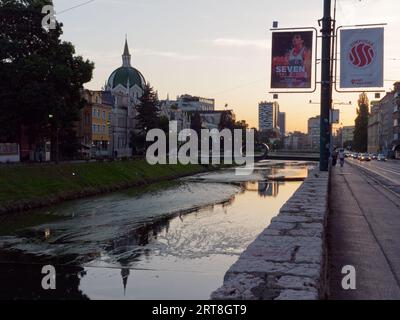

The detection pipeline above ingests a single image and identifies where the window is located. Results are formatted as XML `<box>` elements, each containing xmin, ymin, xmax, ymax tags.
<box><xmin>93</xmin><ymin>109</ymin><xmax>96</xmax><ymax>118</ymax></box>
<box><xmin>92</xmin><ymin>125</ymin><xmax>96</xmax><ymax>133</ymax></box>
<box><xmin>102</xmin><ymin>125</ymin><xmax>106</xmax><ymax>133</ymax></box>
<box><xmin>395</xmin><ymin>133</ymin><xmax>399</xmax><ymax>141</ymax></box>
<box><xmin>395</xmin><ymin>119</ymin><xmax>399</xmax><ymax>127</ymax></box>
<box><xmin>103</xmin><ymin>111</ymin><xmax>106</xmax><ymax>119</ymax></box>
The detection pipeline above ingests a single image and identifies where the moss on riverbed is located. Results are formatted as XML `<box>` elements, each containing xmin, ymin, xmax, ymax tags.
<box><xmin>0</xmin><ymin>160</ymin><xmax>208</xmax><ymax>214</ymax></box>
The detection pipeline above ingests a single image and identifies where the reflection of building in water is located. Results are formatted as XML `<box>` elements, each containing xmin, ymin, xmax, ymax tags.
<box><xmin>258</xmin><ymin>181</ymin><xmax>281</xmax><ymax>197</ymax></box>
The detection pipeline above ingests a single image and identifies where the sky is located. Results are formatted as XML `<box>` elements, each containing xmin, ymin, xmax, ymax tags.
<box><xmin>53</xmin><ymin>0</ymin><xmax>400</xmax><ymax>132</ymax></box>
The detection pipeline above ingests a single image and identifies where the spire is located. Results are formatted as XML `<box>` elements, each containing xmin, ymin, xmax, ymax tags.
<box><xmin>122</xmin><ymin>36</ymin><xmax>132</xmax><ymax>68</ymax></box>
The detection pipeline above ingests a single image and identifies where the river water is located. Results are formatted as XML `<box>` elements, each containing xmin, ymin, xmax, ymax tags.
<box><xmin>0</xmin><ymin>161</ymin><xmax>312</xmax><ymax>300</ymax></box>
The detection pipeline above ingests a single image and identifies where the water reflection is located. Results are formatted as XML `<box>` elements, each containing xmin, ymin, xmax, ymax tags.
<box><xmin>0</xmin><ymin>162</ymin><xmax>313</xmax><ymax>300</ymax></box>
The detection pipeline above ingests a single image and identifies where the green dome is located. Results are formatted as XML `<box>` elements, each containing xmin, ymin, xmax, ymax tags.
<box><xmin>107</xmin><ymin>66</ymin><xmax>146</xmax><ymax>90</ymax></box>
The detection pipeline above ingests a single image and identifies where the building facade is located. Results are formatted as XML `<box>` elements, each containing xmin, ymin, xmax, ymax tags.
<box><xmin>105</xmin><ymin>39</ymin><xmax>146</xmax><ymax>158</ymax></box>
<box><xmin>367</xmin><ymin>86</ymin><xmax>397</xmax><ymax>155</ymax></box>
<box><xmin>259</xmin><ymin>101</ymin><xmax>279</xmax><ymax>132</ymax></box>
<box><xmin>307</xmin><ymin>116</ymin><xmax>320</xmax><ymax>151</ymax></box>
<box><xmin>199</xmin><ymin>110</ymin><xmax>236</xmax><ymax>130</ymax></box>
<box><xmin>78</xmin><ymin>90</ymin><xmax>112</xmax><ymax>158</ymax></box>
<box><xmin>342</xmin><ymin>126</ymin><xmax>355</xmax><ymax>144</ymax></box>
<box><xmin>176</xmin><ymin>95</ymin><xmax>215</xmax><ymax>112</ymax></box>
<box><xmin>368</xmin><ymin>104</ymin><xmax>380</xmax><ymax>153</ymax></box>
<box><xmin>391</xmin><ymin>82</ymin><xmax>400</xmax><ymax>157</ymax></box>
<box><xmin>159</xmin><ymin>98</ymin><xmax>191</xmax><ymax>132</ymax></box>
<box><xmin>284</xmin><ymin>131</ymin><xmax>308</xmax><ymax>151</ymax></box>
<box><xmin>278</xmin><ymin>112</ymin><xmax>286</xmax><ymax>137</ymax></box>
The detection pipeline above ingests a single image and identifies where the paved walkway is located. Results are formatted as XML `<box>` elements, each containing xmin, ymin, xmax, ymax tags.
<box><xmin>328</xmin><ymin>162</ymin><xmax>400</xmax><ymax>300</ymax></box>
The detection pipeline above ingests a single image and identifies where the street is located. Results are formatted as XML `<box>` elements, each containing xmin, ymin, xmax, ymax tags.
<box><xmin>328</xmin><ymin>158</ymin><xmax>400</xmax><ymax>299</ymax></box>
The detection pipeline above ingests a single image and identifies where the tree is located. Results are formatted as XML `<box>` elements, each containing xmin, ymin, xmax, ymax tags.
<box><xmin>135</xmin><ymin>84</ymin><xmax>160</xmax><ymax>132</ymax></box>
<box><xmin>218</xmin><ymin>111</ymin><xmax>234</xmax><ymax>131</ymax></box>
<box><xmin>190</xmin><ymin>111</ymin><xmax>202</xmax><ymax>136</ymax></box>
<box><xmin>0</xmin><ymin>0</ymin><xmax>94</xmax><ymax>160</ymax></box>
<box><xmin>353</xmin><ymin>93</ymin><xmax>369</xmax><ymax>152</ymax></box>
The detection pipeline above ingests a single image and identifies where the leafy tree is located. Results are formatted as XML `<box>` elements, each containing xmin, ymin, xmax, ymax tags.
<box><xmin>353</xmin><ymin>93</ymin><xmax>369</xmax><ymax>152</ymax></box>
<box><xmin>190</xmin><ymin>111</ymin><xmax>202</xmax><ymax>136</ymax></box>
<box><xmin>218</xmin><ymin>111</ymin><xmax>234</xmax><ymax>131</ymax></box>
<box><xmin>135</xmin><ymin>84</ymin><xmax>160</xmax><ymax>132</ymax></box>
<box><xmin>0</xmin><ymin>0</ymin><xmax>94</xmax><ymax>160</ymax></box>
<box><xmin>159</xmin><ymin>115</ymin><xmax>170</xmax><ymax>133</ymax></box>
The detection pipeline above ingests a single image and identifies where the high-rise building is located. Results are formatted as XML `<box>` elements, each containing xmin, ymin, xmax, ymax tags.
<box><xmin>308</xmin><ymin>116</ymin><xmax>320</xmax><ymax>151</ymax></box>
<box><xmin>258</xmin><ymin>101</ymin><xmax>279</xmax><ymax>132</ymax></box>
<box><xmin>278</xmin><ymin>112</ymin><xmax>286</xmax><ymax>137</ymax></box>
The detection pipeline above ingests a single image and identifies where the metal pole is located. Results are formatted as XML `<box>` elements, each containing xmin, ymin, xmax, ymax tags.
<box><xmin>320</xmin><ymin>0</ymin><xmax>333</xmax><ymax>171</ymax></box>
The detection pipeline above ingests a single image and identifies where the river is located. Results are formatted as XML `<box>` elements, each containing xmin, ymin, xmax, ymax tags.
<box><xmin>0</xmin><ymin>161</ymin><xmax>313</xmax><ymax>300</ymax></box>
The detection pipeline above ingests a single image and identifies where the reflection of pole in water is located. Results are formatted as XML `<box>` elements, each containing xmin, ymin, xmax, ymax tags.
<box><xmin>258</xmin><ymin>182</ymin><xmax>280</xmax><ymax>197</ymax></box>
<box><xmin>121</xmin><ymin>268</ymin><xmax>130</xmax><ymax>296</ymax></box>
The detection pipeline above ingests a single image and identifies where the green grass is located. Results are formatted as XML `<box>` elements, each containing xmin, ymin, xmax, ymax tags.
<box><xmin>0</xmin><ymin>160</ymin><xmax>207</xmax><ymax>208</ymax></box>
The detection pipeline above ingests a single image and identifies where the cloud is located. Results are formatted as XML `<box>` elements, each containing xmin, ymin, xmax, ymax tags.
<box><xmin>135</xmin><ymin>49</ymin><xmax>201</xmax><ymax>61</ymax></box>
<box><xmin>213</xmin><ymin>38</ymin><xmax>268</xmax><ymax>49</ymax></box>
<box><xmin>135</xmin><ymin>49</ymin><xmax>241</xmax><ymax>62</ymax></box>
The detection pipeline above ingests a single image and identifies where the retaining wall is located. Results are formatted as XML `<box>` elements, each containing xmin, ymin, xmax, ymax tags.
<box><xmin>211</xmin><ymin>169</ymin><xmax>330</xmax><ymax>300</ymax></box>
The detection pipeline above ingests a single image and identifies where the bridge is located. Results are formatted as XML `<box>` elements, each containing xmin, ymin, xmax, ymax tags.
<box><xmin>265</xmin><ymin>152</ymin><xmax>319</xmax><ymax>162</ymax></box>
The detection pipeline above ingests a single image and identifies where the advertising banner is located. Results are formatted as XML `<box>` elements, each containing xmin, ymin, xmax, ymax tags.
<box><xmin>340</xmin><ymin>28</ymin><xmax>384</xmax><ymax>88</ymax></box>
<box><xmin>271</xmin><ymin>31</ymin><xmax>313</xmax><ymax>89</ymax></box>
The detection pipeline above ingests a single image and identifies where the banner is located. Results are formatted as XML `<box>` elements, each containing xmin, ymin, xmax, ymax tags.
<box><xmin>340</xmin><ymin>28</ymin><xmax>384</xmax><ymax>88</ymax></box>
<box><xmin>271</xmin><ymin>31</ymin><xmax>313</xmax><ymax>89</ymax></box>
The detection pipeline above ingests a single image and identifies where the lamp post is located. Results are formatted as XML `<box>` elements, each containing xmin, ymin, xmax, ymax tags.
<box><xmin>319</xmin><ymin>0</ymin><xmax>333</xmax><ymax>171</ymax></box>
<box><xmin>49</xmin><ymin>114</ymin><xmax>59</xmax><ymax>164</ymax></box>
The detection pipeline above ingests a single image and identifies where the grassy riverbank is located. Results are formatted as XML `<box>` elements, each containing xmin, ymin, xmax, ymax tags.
<box><xmin>0</xmin><ymin>160</ymin><xmax>209</xmax><ymax>214</ymax></box>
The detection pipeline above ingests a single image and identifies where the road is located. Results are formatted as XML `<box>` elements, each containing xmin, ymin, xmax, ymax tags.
<box><xmin>328</xmin><ymin>158</ymin><xmax>400</xmax><ymax>300</ymax></box>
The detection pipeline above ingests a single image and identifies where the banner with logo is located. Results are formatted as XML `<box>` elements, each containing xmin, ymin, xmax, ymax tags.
<box><xmin>271</xmin><ymin>31</ymin><xmax>313</xmax><ymax>89</ymax></box>
<box><xmin>340</xmin><ymin>28</ymin><xmax>384</xmax><ymax>88</ymax></box>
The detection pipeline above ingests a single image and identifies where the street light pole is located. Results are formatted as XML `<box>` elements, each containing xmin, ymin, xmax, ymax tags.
<box><xmin>320</xmin><ymin>0</ymin><xmax>333</xmax><ymax>171</ymax></box>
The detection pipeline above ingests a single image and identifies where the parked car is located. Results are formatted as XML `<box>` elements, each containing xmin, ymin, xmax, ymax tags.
<box><xmin>371</xmin><ymin>153</ymin><xmax>378</xmax><ymax>160</ymax></box>
<box><xmin>377</xmin><ymin>154</ymin><xmax>387</xmax><ymax>161</ymax></box>
<box><xmin>360</xmin><ymin>153</ymin><xmax>371</xmax><ymax>161</ymax></box>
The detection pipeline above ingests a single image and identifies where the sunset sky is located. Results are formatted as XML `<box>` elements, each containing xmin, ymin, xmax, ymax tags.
<box><xmin>54</xmin><ymin>0</ymin><xmax>400</xmax><ymax>132</ymax></box>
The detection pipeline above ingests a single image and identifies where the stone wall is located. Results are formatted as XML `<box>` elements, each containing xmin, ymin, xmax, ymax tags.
<box><xmin>211</xmin><ymin>169</ymin><xmax>329</xmax><ymax>300</ymax></box>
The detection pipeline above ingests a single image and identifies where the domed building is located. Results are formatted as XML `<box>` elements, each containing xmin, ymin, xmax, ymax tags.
<box><xmin>105</xmin><ymin>38</ymin><xmax>147</xmax><ymax>158</ymax></box>
<box><xmin>107</xmin><ymin>39</ymin><xmax>146</xmax><ymax>98</ymax></box>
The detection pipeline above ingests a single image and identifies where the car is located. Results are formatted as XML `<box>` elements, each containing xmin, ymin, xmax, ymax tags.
<box><xmin>377</xmin><ymin>154</ymin><xmax>386</xmax><ymax>161</ymax></box>
<box><xmin>371</xmin><ymin>153</ymin><xmax>378</xmax><ymax>160</ymax></box>
<box><xmin>360</xmin><ymin>153</ymin><xmax>371</xmax><ymax>161</ymax></box>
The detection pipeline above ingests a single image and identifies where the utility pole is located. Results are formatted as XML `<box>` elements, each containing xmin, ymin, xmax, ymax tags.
<box><xmin>320</xmin><ymin>0</ymin><xmax>333</xmax><ymax>171</ymax></box>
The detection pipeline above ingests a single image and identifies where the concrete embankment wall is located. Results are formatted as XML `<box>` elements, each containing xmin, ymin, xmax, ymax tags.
<box><xmin>211</xmin><ymin>169</ymin><xmax>330</xmax><ymax>300</ymax></box>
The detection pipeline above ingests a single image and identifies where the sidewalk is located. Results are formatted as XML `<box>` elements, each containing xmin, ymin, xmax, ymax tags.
<box><xmin>328</xmin><ymin>163</ymin><xmax>400</xmax><ymax>299</ymax></box>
